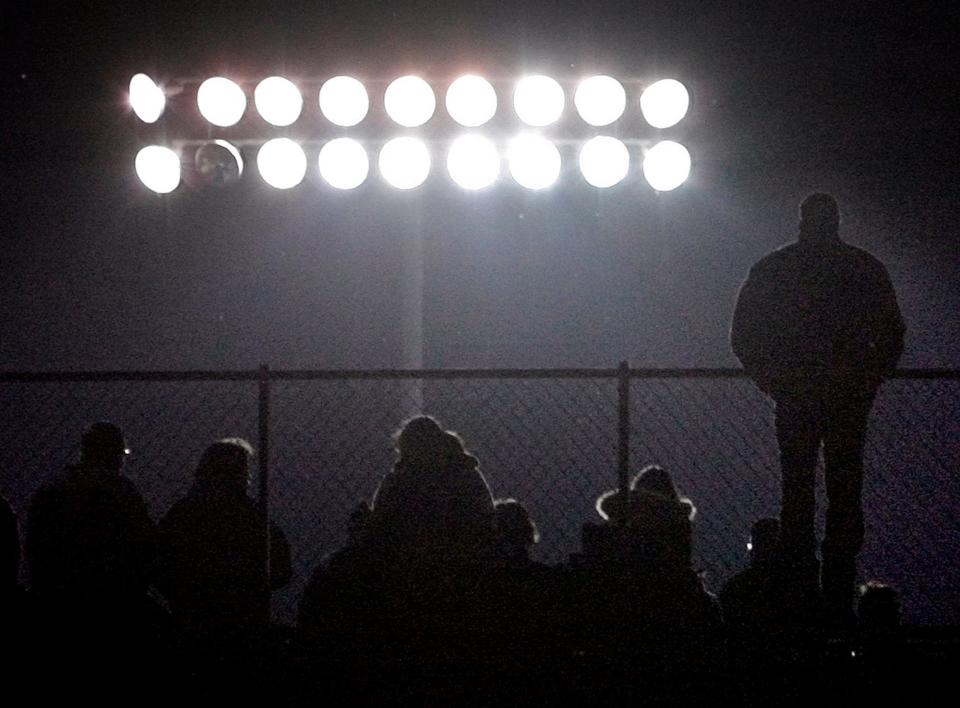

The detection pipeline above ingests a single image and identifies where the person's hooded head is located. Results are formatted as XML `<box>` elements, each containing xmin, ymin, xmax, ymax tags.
<box><xmin>394</xmin><ymin>415</ymin><xmax>445</xmax><ymax>469</ymax></box>
<box><xmin>195</xmin><ymin>438</ymin><xmax>254</xmax><ymax>492</ymax></box>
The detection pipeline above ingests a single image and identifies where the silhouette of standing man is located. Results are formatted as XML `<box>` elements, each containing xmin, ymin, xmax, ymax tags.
<box><xmin>731</xmin><ymin>194</ymin><xmax>905</xmax><ymax>621</ymax></box>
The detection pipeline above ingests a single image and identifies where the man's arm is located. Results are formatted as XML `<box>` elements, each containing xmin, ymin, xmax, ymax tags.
<box><xmin>731</xmin><ymin>265</ymin><xmax>776</xmax><ymax>393</ymax></box>
<box><xmin>867</xmin><ymin>262</ymin><xmax>906</xmax><ymax>375</ymax></box>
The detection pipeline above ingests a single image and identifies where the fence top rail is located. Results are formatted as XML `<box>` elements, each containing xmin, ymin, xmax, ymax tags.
<box><xmin>1</xmin><ymin>367</ymin><xmax>959</xmax><ymax>383</ymax></box>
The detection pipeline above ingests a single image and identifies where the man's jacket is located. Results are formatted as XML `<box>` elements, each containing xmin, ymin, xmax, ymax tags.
<box><xmin>731</xmin><ymin>236</ymin><xmax>905</xmax><ymax>396</ymax></box>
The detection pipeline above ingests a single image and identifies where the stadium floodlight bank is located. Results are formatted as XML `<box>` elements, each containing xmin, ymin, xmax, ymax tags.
<box><xmin>128</xmin><ymin>73</ymin><xmax>693</xmax><ymax>194</ymax></box>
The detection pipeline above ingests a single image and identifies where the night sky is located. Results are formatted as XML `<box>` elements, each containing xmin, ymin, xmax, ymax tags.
<box><xmin>2</xmin><ymin>1</ymin><xmax>958</xmax><ymax>370</ymax></box>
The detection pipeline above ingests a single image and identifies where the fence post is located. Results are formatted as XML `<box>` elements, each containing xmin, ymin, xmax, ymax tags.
<box><xmin>617</xmin><ymin>360</ymin><xmax>631</xmax><ymax>496</ymax></box>
<box><xmin>257</xmin><ymin>363</ymin><xmax>272</xmax><ymax>620</ymax></box>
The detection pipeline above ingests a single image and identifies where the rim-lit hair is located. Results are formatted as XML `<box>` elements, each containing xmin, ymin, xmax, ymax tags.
<box><xmin>494</xmin><ymin>497</ymin><xmax>540</xmax><ymax>545</ymax></box>
<box><xmin>196</xmin><ymin>437</ymin><xmax>254</xmax><ymax>486</ymax></box>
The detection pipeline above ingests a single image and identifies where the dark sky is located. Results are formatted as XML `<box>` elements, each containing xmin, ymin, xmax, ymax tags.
<box><xmin>2</xmin><ymin>1</ymin><xmax>958</xmax><ymax>370</ymax></box>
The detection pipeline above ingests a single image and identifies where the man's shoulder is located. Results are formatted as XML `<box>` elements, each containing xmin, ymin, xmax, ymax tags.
<box><xmin>748</xmin><ymin>241</ymin><xmax>802</xmax><ymax>276</ymax></box>
<box><xmin>835</xmin><ymin>241</ymin><xmax>890</xmax><ymax>274</ymax></box>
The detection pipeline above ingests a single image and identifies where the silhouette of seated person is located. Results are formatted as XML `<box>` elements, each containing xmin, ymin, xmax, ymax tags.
<box><xmin>573</xmin><ymin>466</ymin><xmax>722</xmax><ymax>702</ymax></box>
<box><xmin>298</xmin><ymin>500</ymin><xmax>379</xmax><ymax>654</ymax></box>
<box><xmin>25</xmin><ymin>422</ymin><xmax>156</xmax><ymax>610</ymax></box>
<box><xmin>365</xmin><ymin>416</ymin><xmax>497</xmax><ymax>698</ymax></box>
<box><xmin>369</xmin><ymin>415</ymin><xmax>495</xmax><ymax>566</ymax></box>
<box><xmin>484</xmin><ymin>499</ymin><xmax>561</xmax><ymax>700</ymax></box>
<box><xmin>157</xmin><ymin>438</ymin><xmax>290</xmax><ymax>653</ymax></box>
<box><xmin>847</xmin><ymin>581</ymin><xmax>915</xmax><ymax>703</ymax></box>
<box><xmin>719</xmin><ymin>518</ymin><xmax>785</xmax><ymax>634</ymax></box>
<box><xmin>718</xmin><ymin>518</ymin><xmax>807</xmax><ymax>701</ymax></box>
<box><xmin>492</xmin><ymin>498</ymin><xmax>541</xmax><ymax>568</ymax></box>
<box><xmin>22</xmin><ymin>423</ymin><xmax>163</xmax><ymax>699</ymax></box>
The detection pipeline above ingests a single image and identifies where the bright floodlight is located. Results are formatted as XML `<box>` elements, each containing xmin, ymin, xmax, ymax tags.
<box><xmin>197</xmin><ymin>77</ymin><xmax>247</xmax><ymax>127</ymax></box>
<box><xmin>257</xmin><ymin>138</ymin><xmax>307</xmax><ymax>189</ymax></box>
<box><xmin>445</xmin><ymin>75</ymin><xmax>497</xmax><ymax>127</ymax></box>
<box><xmin>514</xmin><ymin>75</ymin><xmax>565</xmax><ymax>126</ymax></box>
<box><xmin>129</xmin><ymin>74</ymin><xmax>165</xmax><ymax>123</ymax></box>
<box><xmin>507</xmin><ymin>135</ymin><xmax>561</xmax><ymax>190</ymax></box>
<box><xmin>384</xmin><ymin>76</ymin><xmax>436</xmax><ymax>127</ymax></box>
<box><xmin>135</xmin><ymin>146</ymin><xmax>180</xmax><ymax>194</ymax></box>
<box><xmin>379</xmin><ymin>137</ymin><xmax>431</xmax><ymax>189</ymax></box>
<box><xmin>640</xmin><ymin>79</ymin><xmax>690</xmax><ymax>129</ymax></box>
<box><xmin>574</xmin><ymin>75</ymin><xmax>626</xmax><ymax>126</ymax></box>
<box><xmin>319</xmin><ymin>76</ymin><xmax>369</xmax><ymax>127</ymax></box>
<box><xmin>318</xmin><ymin>138</ymin><xmax>369</xmax><ymax>190</ymax></box>
<box><xmin>254</xmin><ymin>76</ymin><xmax>302</xmax><ymax>126</ymax></box>
<box><xmin>579</xmin><ymin>136</ymin><xmax>630</xmax><ymax>188</ymax></box>
<box><xmin>643</xmin><ymin>140</ymin><xmax>692</xmax><ymax>191</ymax></box>
<box><xmin>447</xmin><ymin>135</ymin><xmax>500</xmax><ymax>190</ymax></box>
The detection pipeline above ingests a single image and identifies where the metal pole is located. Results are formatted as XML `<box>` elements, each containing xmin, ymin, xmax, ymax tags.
<box><xmin>617</xmin><ymin>360</ymin><xmax>631</xmax><ymax>496</ymax></box>
<box><xmin>257</xmin><ymin>363</ymin><xmax>271</xmax><ymax>621</ymax></box>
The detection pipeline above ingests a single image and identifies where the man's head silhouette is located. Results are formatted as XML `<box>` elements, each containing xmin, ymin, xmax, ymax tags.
<box><xmin>80</xmin><ymin>421</ymin><xmax>128</xmax><ymax>472</ymax></box>
<box><xmin>799</xmin><ymin>192</ymin><xmax>840</xmax><ymax>241</ymax></box>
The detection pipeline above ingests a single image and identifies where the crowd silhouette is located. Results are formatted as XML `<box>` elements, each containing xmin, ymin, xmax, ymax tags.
<box><xmin>0</xmin><ymin>412</ymin><xmax>946</xmax><ymax>706</ymax></box>
<box><xmin>1</xmin><ymin>195</ymin><xmax>948</xmax><ymax>705</ymax></box>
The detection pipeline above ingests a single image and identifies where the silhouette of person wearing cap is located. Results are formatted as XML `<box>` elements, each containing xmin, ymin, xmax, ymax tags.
<box><xmin>25</xmin><ymin>422</ymin><xmax>156</xmax><ymax>606</ymax></box>
<box><xmin>731</xmin><ymin>193</ymin><xmax>905</xmax><ymax>622</ymax></box>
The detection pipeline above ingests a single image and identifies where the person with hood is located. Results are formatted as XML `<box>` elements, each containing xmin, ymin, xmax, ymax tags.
<box><xmin>157</xmin><ymin>437</ymin><xmax>290</xmax><ymax>652</ymax></box>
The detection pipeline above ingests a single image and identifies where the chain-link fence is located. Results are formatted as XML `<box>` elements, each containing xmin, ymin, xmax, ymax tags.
<box><xmin>1</xmin><ymin>368</ymin><xmax>957</xmax><ymax>626</ymax></box>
